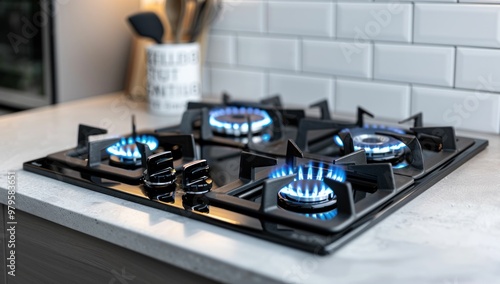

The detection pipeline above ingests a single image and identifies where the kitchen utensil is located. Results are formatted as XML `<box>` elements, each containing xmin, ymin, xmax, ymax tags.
<box><xmin>127</xmin><ymin>12</ymin><xmax>164</xmax><ymax>44</ymax></box>
<box><xmin>165</xmin><ymin>0</ymin><xmax>186</xmax><ymax>43</ymax></box>
<box><xmin>188</xmin><ymin>0</ymin><xmax>206</xmax><ymax>41</ymax></box>
<box><xmin>190</xmin><ymin>0</ymin><xmax>221</xmax><ymax>42</ymax></box>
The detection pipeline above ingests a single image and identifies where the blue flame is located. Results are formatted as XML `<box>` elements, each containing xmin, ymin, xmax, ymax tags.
<box><xmin>261</xmin><ymin>133</ymin><xmax>271</xmax><ymax>142</ymax></box>
<box><xmin>393</xmin><ymin>160</ymin><xmax>409</xmax><ymax>169</ymax></box>
<box><xmin>304</xmin><ymin>209</ymin><xmax>338</xmax><ymax>220</ymax></box>
<box><xmin>106</xmin><ymin>135</ymin><xmax>159</xmax><ymax>159</ymax></box>
<box><xmin>270</xmin><ymin>162</ymin><xmax>346</xmax><ymax>203</ymax></box>
<box><xmin>358</xmin><ymin>140</ymin><xmax>407</xmax><ymax>154</ymax></box>
<box><xmin>364</xmin><ymin>124</ymin><xmax>405</xmax><ymax>135</ymax></box>
<box><xmin>270</xmin><ymin>162</ymin><xmax>346</xmax><ymax>182</ymax></box>
<box><xmin>334</xmin><ymin>135</ymin><xmax>344</xmax><ymax>147</ymax></box>
<box><xmin>209</xmin><ymin>107</ymin><xmax>272</xmax><ymax>134</ymax></box>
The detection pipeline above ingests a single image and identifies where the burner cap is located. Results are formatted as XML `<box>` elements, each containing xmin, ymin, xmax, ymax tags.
<box><xmin>270</xmin><ymin>163</ymin><xmax>346</xmax><ymax>214</ymax></box>
<box><xmin>209</xmin><ymin>107</ymin><xmax>272</xmax><ymax>137</ymax></box>
<box><xmin>334</xmin><ymin>125</ymin><xmax>407</xmax><ymax>163</ymax></box>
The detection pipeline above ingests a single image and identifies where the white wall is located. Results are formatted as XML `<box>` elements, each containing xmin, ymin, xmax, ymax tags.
<box><xmin>54</xmin><ymin>0</ymin><xmax>140</xmax><ymax>103</ymax></box>
<box><xmin>203</xmin><ymin>1</ymin><xmax>500</xmax><ymax>134</ymax></box>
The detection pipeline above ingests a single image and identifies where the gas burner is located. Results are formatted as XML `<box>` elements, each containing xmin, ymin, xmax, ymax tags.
<box><xmin>334</xmin><ymin>125</ymin><xmax>407</xmax><ymax>164</ymax></box>
<box><xmin>270</xmin><ymin>162</ymin><xmax>346</xmax><ymax>214</ymax></box>
<box><xmin>209</xmin><ymin>106</ymin><xmax>272</xmax><ymax>137</ymax></box>
<box><xmin>107</xmin><ymin>135</ymin><xmax>159</xmax><ymax>167</ymax></box>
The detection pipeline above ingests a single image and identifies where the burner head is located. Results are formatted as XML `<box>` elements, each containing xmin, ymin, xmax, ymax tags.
<box><xmin>106</xmin><ymin>135</ymin><xmax>159</xmax><ymax>167</ymax></box>
<box><xmin>270</xmin><ymin>163</ymin><xmax>346</xmax><ymax>214</ymax></box>
<box><xmin>334</xmin><ymin>125</ymin><xmax>408</xmax><ymax>164</ymax></box>
<box><xmin>209</xmin><ymin>106</ymin><xmax>272</xmax><ymax>137</ymax></box>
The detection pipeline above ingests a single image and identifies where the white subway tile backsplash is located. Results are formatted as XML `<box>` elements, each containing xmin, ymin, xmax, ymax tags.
<box><xmin>374</xmin><ymin>43</ymin><xmax>455</xmax><ymax>87</ymax></box>
<box><xmin>456</xmin><ymin>47</ymin><xmax>500</xmax><ymax>93</ymax></box>
<box><xmin>211</xmin><ymin>68</ymin><xmax>266</xmax><ymax>99</ymax></box>
<box><xmin>268</xmin><ymin>2</ymin><xmax>334</xmax><ymax>37</ymax></box>
<box><xmin>237</xmin><ymin>36</ymin><xmax>299</xmax><ymax>70</ymax></box>
<box><xmin>212</xmin><ymin>1</ymin><xmax>265</xmax><ymax>32</ymax></box>
<box><xmin>302</xmin><ymin>40</ymin><xmax>372</xmax><ymax>78</ymax></box>
<box><xmin>335</xmin><ymin>79</ymin><xmax>410</xmax><ymax>120</ymax></box>
<box><xmin>414</xmin><ymin>4</ymin><xmax>500</xmax><ymax>48</ymax></box>
<box><xmin>269</xmin><ymin>73</ymin><xmax>334</xmax><ymax>108</ymax></box>
<box><xmin>202</xmin><ymin>66</ymin><xmax>212</xmax><ymax>95</ymax></box>
<box><xmin>337</xmin><ymin>3</ymin><xmax>413</xmax><ymax>42</ymax></box>
<box><xmin>207</xmin><ymin>34</ymin><xmax>236</xmax><ymax>65</ymax></box>
<box><xmin>460</xmin><ymin>0</ymin><xmax>500</xmax><ymax>2</ymax></box>
<box><xmin>201</xmin><ymin>1</ymin><xmax>500</xmax><ymax>133</ymax></box>
<box><xmin>412</xmin><ymin>86</ymin><xmax>500</xmax><ymax>133</ymax></box>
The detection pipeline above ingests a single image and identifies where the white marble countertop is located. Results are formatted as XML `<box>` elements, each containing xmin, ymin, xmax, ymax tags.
<box><xmin>1</xmin><ymin>93</ymin><xmax>500</xmax><ymax>284</ymax></box>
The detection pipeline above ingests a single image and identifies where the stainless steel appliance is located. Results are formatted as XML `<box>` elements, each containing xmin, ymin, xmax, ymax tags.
<box><xmin>0</xmin><ymin>0</ymin><xmax>54</xmax><ymax>109</ymax></box>
<box><xmin>0</xmin><ymin>0</ymin><xmax>141</xmax><ymax>109</ymax></box>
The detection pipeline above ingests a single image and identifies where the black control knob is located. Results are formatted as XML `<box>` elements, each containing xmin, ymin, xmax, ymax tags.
<box><xmin>182</xmin><ymin>160</ymin><xmax>212</xmax><ymax>194</ymax></box>
<box><xmin>143</xmin><ymin>151</ymin><xmax>176</xmax><ymax>192</ymax></box>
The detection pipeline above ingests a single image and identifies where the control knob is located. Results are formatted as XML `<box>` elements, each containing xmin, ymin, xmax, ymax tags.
<box><xmin>143</xmin><ymin>151</ymin><xmax>177</xmax><ymax>192</ymax></box>
<box><xmin>182</xmin><ymin>160</ymin><xmax>212</xmax><ymax>195</ymax></box>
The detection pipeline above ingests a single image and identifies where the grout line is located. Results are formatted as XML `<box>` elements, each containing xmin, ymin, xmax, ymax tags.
<box><xmin>207</xmin><ymin>63</ymin><xmax>500</xmax><ymax>96</ymax></box>
<box><xmin>452</xmin><ymin>46</ymin><xmax>458</xmax><ymax>89</ymax></box>
<box><xmin>333</xmin><ymin>2</ymin><xmax>338</xmax><ymax>40</ymax></box>
<box><xmin>204</xmin><ymin>63</ymin><xmax>212</xmax><ymax>96</ymax></box>
<box><xmin>298</xmin><ymin>37</ymin><xmax>303</xmax><ymax>72</ymax></box>
<box><xmin>371</xmin><ymin>42</ymin><xmax>375</xmax><ymax>80</ymax></box>
<box><xmin>411</xmin><ymin>2</ymin><xmax>415</xmax><ymax>44</ymax></box>
<box><xmin>263</xmin><ymin>0</ymin><xmax>268</xmax><ymax>35</ymax></box>
<box><xmin>409</xmin><ymin>83</ymin><xmax>414</xmax><ymax>117</ymax></box>
<box><xmin>331</xmin><ymin>75</ymin><xmax>336</xmax><ymax>113</ymax></box>
<box><xmin>234</xmin><ymin>32</ymin><xmax>239</xmax><ymax>66</ymax></box>
<box><xmin>264</xmin><ymin>69</ymin><xmax>270</xmax><ymax>98</ymax></box>
<box><xmin>333</xmin><ymin>75</ymin><xmax>339</xmax><ymax>114</ymax></box>
<box><xmin>212</xmin><ymin>28</ymin><xmax>500</xmax><ymax>51</ymax></box>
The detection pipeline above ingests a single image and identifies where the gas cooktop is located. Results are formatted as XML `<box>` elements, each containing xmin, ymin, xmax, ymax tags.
<box><xmin>23</xmin><ymin>94</ymin><xmax>488</xmax><ymax>255</ymax></box>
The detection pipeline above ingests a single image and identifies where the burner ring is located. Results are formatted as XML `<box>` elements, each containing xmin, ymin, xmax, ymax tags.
<box><xmin>353</xmin><ymin>134</ymin><xmax>390</xmax><ymax>146</ymax></box>
<box><xmin>280</xmin><ymin>180</ymin><xmax>334</xmax><ymax>203</ymax></box>
<box><xmin>278</xmin><ymin>180</ymin><xmax>337</xmax><ymax>213</ymax></box>
<box><xmin>209</xmin><ymin>107</ymin><xmax>272</xmax><ymax>137</ymax></box>
<box><xmin>270</xmin><ymin>162</ymin><xmax>346</xmax><ymax>214</ymax></box>
<box><xmin>334</xmin><ymin>125</ymin><xmax>407</xmax><ymax>163</ymax></box>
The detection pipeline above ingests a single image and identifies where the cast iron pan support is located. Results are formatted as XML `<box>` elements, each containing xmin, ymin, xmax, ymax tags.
<box><xmin>310</xmin><ymin>100</ymin><xmax>331</xmax><ymax>120</ymax></box>
<box><xmin>333</xmin><ymin>150</ymin><xmax>367</xmax><ymax>166</ymax></box>
<box><xmin>136</xmin><ymin>142</ymin><xmax>153</xmax><ymax>169</ymax></box>
<box><xmin>348</xmin><ymin>164</ymin><xmax>397</xmax><ymax>191</ymax></box>
<box><xmin>76</xmin><ymin>124</ymin><xmax>107</xmax><ymax>153</ymax></box>
<box><xmin>178</xmin><ymin>109</ymin><xmax>201</xmax><ymax>135</ymax></box>
<box><xmin>338</xmin><ymin>132</ymin><xmax>355</xmax><ymax>156</ymax></box>
<box><xmin>285</xmin><ymin>140</ymin><xmax>304</xmax><ymax>168</ymax></box>
<box><xmin>411</xmin><ymin>127</ymin><xmax>457</xmax><ymax>151</ymax></box>
<box><xmin>376</xmin><ymin>131</ymin><xmax>425</xmax><ymax>171</ymax></box>
<box><xmin>239</xmin><ymin>152</ymin><xmax>277</xmax><ymax>181</ymax></box>
<box><xmin>259</xmin><ymin>175</ymin><xmax>356</xmax><ymax>233</ymax></box>
<box><xmin>295</xmin><ymin>119</ymin><xmax>343</xmax><ymax>151</ymax></box>
<box><xmin>87</xmin><ymin>138</ymin><xmax>121</xmax><ymax>167</ymax></box>
<box><xmin>399</xmin><ymin>113</ymin><xmax>423</xmax><ymax>128</ymax></box>
<box><xmin>324</xmin><ymin>178</ymin><xmax>356</xmax><ymax>219</ymax></box>
<box><xmin>260</xmin><ymin>95</ymin><xmax>283</xmax><ymax>108</ymax></box>
<box><xmin>356</xmin><ymin>107</ymin><xmax>374</xmax><ymax>127</ymax></box>
<box><xmin>158</xmin><ymin>134</ymin><xmax>198</xmax><ymax>160</ymax></box>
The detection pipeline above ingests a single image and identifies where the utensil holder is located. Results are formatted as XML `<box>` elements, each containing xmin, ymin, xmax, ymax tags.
<box><xmin>146</xmin><ymin>42</ymin><xmax>201</xmax><ymax>115</ymax></box>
